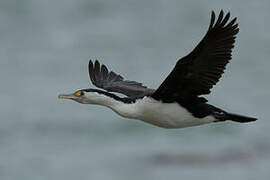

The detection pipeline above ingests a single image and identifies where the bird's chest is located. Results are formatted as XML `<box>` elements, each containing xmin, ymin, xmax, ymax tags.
<box><xmin>118</xmin><ymin>98</ymin><xmax>214</xmax><ymax>128</ymax></box>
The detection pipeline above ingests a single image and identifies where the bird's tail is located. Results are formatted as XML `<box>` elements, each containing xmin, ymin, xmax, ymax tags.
<box><xmin>226</xmin><ymin>113</ymin><xmax>257</xmax><ymax>123</ymax></box>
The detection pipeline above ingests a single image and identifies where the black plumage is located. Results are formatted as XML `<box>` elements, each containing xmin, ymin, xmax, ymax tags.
<box><xmin>88</xmin><ymin>60</ymin><xmax>155</xmax><ymax>97</ymax></box>
<box><xmin>151</xmin><ymin>10</ymin><xmax>239</xmax><ymax>103</ymax></box>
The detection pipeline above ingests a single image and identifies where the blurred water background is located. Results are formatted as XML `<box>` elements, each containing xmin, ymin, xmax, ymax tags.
<box><xmin>1</xmin><ymin>0</ymin><xmax>270</xmax><ymax>179</ymax></box>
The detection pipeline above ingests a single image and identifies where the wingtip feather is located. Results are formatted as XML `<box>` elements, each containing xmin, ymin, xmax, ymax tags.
<box><xmin>88</xmin><ymin>59</ymin><xmax>95</xmax><ymax>83</ymax></box>
<box><xmin>209</xmin><ymin>11</ymin><xmax>216</xmax><ymax>29</ymax></box>
<box><xmin>101</xmin><ymin>64</ymin><xmax>109</xmax><ymax>79</ymax></box>
<box><xmin>220</xmin><ymin>12</ymin><xmax>230</xmax><ymax>26</ymax></box>
<box><xmin>94</xmin><ymin>60</ymin><xmax>100</xmax><ymax>68</ymax></box>
<box><xmin>214</xmin><ymin>10</ymin><xmax>224</xmax><ymax>27</ymax></box>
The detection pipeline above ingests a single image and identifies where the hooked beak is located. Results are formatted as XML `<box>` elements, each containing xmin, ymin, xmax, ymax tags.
<box><xmin>58</xmin><ymin>93</ymin><xmax>76</xmax><ymax>100</ymax></box>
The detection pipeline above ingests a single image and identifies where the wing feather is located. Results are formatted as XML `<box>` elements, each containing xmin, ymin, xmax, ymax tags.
<box><xmin>88</xmin><ymin>60</ymin><xmax>155</xmax><ymax>97</ymax></box>
<box><xmin>152</xmin><ymin>10</ymin><xmax>239</xmax><ymax>101</ymax></box>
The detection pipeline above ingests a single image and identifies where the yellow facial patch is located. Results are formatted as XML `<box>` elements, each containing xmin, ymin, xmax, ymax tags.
<box><xmin>75</xmin><ymin>91</ymin><xmax>82</xmax><ymax>97</ymax></box>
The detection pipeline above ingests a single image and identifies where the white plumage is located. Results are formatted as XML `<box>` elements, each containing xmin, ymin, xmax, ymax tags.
<box><xmin>85</xmin><ymin>92</ymin><xmax>215</xmax><ymax>128</ymax></box>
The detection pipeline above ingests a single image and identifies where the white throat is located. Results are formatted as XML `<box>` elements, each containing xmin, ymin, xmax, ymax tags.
<box><xmin>83</xmin><ymin>92</ymin><xmax>122</xmax><ymax>107</ymax></box>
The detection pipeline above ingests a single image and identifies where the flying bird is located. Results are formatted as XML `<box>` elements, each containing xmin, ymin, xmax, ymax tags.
<box><xmin>59</xmin><ymin>10</ymin><xmax>257</xmax><ymax>128</ymax></box>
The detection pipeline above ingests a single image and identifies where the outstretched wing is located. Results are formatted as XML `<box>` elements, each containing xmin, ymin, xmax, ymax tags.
<box><xmin>152</xmin><ymin>10</ymin><xmax>239</xmax><ymax>102</ymax></box>
<box><xmin>88</xmin><ymin>60</ymin><xmax>155</xmax><ymax>97</ymax></box>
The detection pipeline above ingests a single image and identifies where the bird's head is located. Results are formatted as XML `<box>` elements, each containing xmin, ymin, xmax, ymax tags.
<box><xmin>58</xmin><ymin>89</ymin><xmax>120</xmax><ymax>105</ymax></box>
<box><xmin>58</xmin><ymin>89</ymin><xmax>89</xmax><ymax>104</ymax></box>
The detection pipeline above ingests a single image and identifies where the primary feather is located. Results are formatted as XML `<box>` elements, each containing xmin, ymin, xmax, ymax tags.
<box><xmin>88</xmin><ymin>60</ymin><xmax>155</xmax><ymax>97</ymax></box>
<box><xmin>152</xmin><ymin>10</ymin><xmax>239</xmax><ymax>102</ymax></box>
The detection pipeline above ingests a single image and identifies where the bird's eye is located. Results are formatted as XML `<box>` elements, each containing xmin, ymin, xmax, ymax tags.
<box><xmin>75</xmin><ymin>91</ymin><xmax>83</xmax><ymax>97</ymax></box>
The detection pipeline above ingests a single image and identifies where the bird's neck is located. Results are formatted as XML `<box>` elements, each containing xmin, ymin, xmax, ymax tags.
<box><xmin>84</xmin><ymin>92</ymin><xmax>142</xmax><ymax>119</ymax></box>
<box><xmin>84</xmin><ymin>92</ymin><xmax>122</xmax><ymax>107</ymax></box>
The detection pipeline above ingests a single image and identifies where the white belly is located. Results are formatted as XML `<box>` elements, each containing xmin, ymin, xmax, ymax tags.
<box><xmin>113</xmin><ymin>97</ymin><xmax>216</xmax><ymax>128</ymax></box>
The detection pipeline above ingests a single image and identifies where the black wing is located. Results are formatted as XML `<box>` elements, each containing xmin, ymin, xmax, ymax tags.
<box><xmin>152</xmin><ymin>10</ymin><xmax>239</xmax><ymax>102</ymax></box>
<box><xmin>88</xmin><ymin>60</ymin><xmax>155</xmax><ymax>97</ymax></box>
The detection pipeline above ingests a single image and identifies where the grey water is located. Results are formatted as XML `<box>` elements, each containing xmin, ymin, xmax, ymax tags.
<box><xmin>1</xmin><ymin>0</ymin><xmax>270</xmax><ymax>179</ymax></box>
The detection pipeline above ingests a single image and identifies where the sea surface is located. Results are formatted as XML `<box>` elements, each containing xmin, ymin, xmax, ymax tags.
<box><xmin>1</xmin><ymin>0</ymin><xmax>270</xmax><ymax>179</ymax></box>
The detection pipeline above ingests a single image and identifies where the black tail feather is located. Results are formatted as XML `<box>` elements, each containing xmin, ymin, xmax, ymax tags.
<box><xmin>226</xmin><ymin>113</ymin><xmax>257</xmax><ymax>123</ymax></box>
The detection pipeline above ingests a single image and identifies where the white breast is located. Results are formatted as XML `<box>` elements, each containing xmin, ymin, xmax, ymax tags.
<box><xmin>111</xmin><ymin>97</ymin><xmax>215</xmax><ymax>128</ymax></box>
